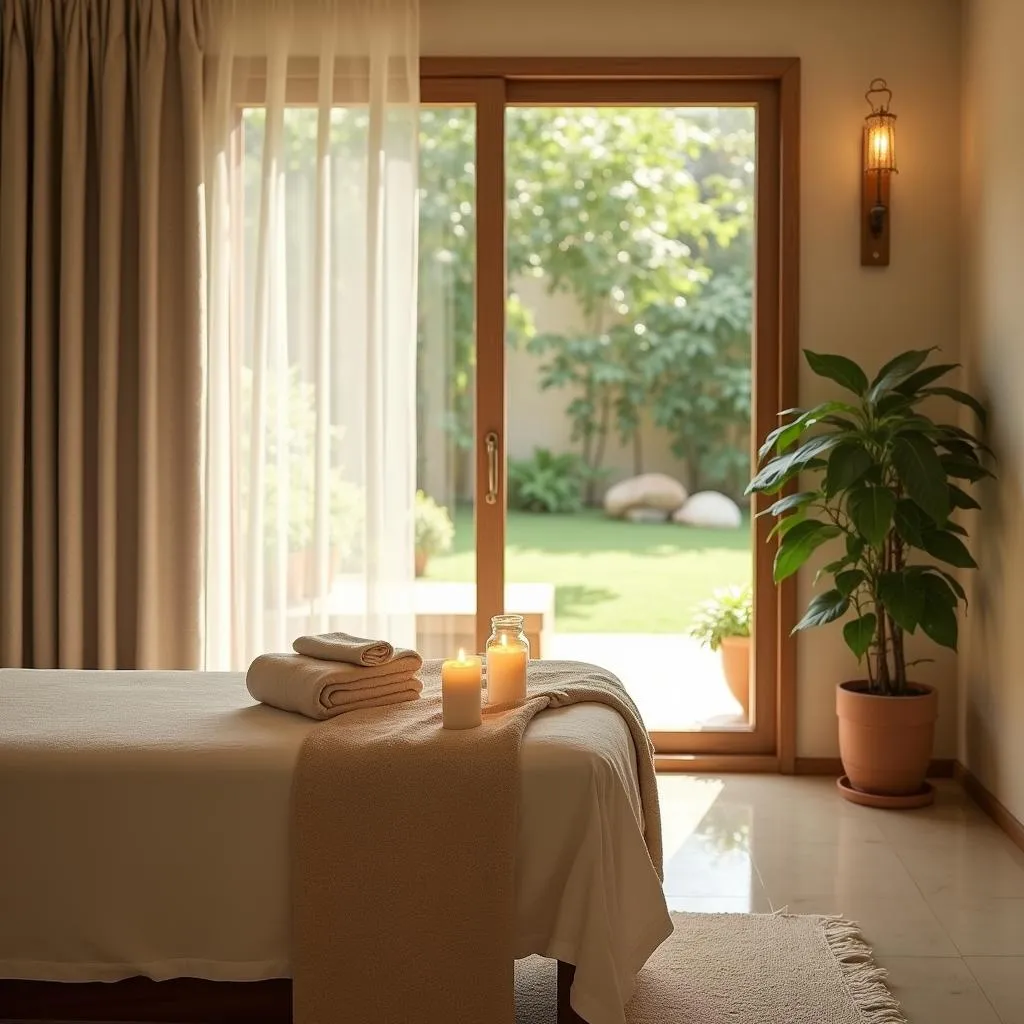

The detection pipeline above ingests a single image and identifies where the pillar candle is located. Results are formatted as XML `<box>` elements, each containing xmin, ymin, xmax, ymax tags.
<box><xmin>441</xmin><ymin>651</ymin><xmax>482</xmax><ymax>730</ymax></box>
<box><xmin>486</xmin><ymin>640</ymin><xmax>528</xmax><ymax>705</ymax></box>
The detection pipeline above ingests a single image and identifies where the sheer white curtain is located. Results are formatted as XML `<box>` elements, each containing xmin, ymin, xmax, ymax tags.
<box><xmin>202</xmin><ymin>0</ymin><xmax>419</xmax><ymax>668</ymax></box>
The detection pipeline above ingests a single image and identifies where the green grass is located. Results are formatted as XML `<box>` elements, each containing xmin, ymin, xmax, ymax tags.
<box><xmin>426</xmin><ymin>507</ymin><xmax>752</xmax><ymax>634</ymax></box>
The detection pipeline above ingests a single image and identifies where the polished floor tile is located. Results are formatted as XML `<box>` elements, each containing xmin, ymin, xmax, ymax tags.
<box><xmin>766</xmin><ymin>892</ymin><xmax>959</xmax><ymax>957</ymax></box>
<box><xmin>656</xmin><ymin>775</ymin><xmax>1024</xmax><ymax>1023</ymax></box>
<box><xmin>877</xmin><ymin>957</ymin><xmax>1003</xmax><ymax>1024</ymax></box>
<box><xmin>966</xmin><ymin>957</ymin><xmax>1024</xmax><ymax>1024</ymax></box>
<box><xmin>928</xmin><ymin>895</ymin><xmax>1024</xmax><ymax>955</ymax></box>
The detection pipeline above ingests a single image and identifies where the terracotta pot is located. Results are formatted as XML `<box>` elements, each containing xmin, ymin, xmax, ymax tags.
<box><xmin>836</xmin><ymin>681</ymin><xmax>937</xmax><ymax>797</ymax></box>
<box><xmin>719</xmin><ymin>636</ymin><xmax>751</xmax><ymax>719</ymax></box>
<box><xmin>414</xmin><ymin>549</ymin><xmax>429</xmax><ymax>577</ymax></box>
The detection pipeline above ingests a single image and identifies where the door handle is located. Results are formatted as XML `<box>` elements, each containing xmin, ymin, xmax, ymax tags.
<box><xmin>485</xmin><ymin>431</ymin><xmax>499</xmax><ymax>505</ymax></box>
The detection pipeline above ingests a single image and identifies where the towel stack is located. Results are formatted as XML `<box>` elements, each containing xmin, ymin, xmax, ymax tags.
<box><xmin>246</xmin><ymin>632</ymin><xmax>423</xmax><ymax>720</ymax></box>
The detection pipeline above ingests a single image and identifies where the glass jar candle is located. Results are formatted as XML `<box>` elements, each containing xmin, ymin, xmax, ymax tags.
<box><xmin>484</xmin><ymin>614</ymin><xmax>530</xmax><ymax>705</ymax></box>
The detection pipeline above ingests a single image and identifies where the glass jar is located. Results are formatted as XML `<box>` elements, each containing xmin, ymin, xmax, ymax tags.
<box><xmin>484</xmin><ymin>614</ymin><xmax>530</xmax><ymax>705</ymax></box>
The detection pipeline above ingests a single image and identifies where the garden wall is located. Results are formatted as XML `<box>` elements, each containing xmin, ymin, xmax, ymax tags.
<box><xmin>506</xmin><ymin>274</ymin><xmax>694</xmax><ymax>497</ymax></box>
<box><xmin>423</xmin><ymin>0</ymin><xmax>964</xmax><ymax>759</ymax></box>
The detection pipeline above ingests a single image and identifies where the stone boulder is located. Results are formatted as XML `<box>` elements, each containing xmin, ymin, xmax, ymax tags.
<box><xmin>624</xmin><ymin>506</ymin><xmax>670</xmax><ymax>524</ymax></box>
<box><xmin>673</xmin><ymin>491</ymin><xmax>743</xmax><ymax>528</ymax></box>
<box><xmin>604</xmin><ymin>473</ymin><xmax>687</xmax><ymax>519</ymax></box>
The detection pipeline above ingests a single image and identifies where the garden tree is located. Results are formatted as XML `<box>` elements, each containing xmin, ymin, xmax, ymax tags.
<box><xmin>244</xmin><ymin>105</ymin><xmax>755</xmax><ymax>501</ymax></box>
<box><xmin>505</xmin><ymin>105</ymin><xmax>755</xmax><ymax>499</ymax></box>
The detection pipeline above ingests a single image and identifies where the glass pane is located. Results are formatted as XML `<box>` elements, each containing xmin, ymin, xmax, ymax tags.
<box><xmin>504</xmin><ymin>105</ymin><xmax>756</xmax><ymax>730</ymax></box>
<box><xmin>413</xmin><ymin>106</ymin><xmax>477</xmax><ymax>658</ymax></box>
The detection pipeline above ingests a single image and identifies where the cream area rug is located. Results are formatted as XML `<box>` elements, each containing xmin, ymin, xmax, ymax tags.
<box><xmin>515</xmin><ymin>912</ymin><xmax>906</xmax><ymax>1024</ymax></box>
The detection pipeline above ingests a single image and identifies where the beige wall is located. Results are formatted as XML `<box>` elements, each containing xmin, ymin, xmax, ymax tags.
<box><xmin>959</xmin><ymin>0</ymin><xmax>1024</xmax><ymax>822</ymax></box>
<box><xmin>423</xmin><ymin>0</ymin><xmax>964</xmax><ymax>757</ymax></box>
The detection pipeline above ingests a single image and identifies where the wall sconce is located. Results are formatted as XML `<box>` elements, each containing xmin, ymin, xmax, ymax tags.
<box><xmin>861</xmin><ymin>78</ymin><xmax>898</xmax><ymax>267</ymax></box>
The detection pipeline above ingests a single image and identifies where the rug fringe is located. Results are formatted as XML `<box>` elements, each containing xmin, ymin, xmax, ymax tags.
<box><xmin>821</xmin><ymin>916</ymin><xmax>908</xmax><ymax>1024</ymax></box>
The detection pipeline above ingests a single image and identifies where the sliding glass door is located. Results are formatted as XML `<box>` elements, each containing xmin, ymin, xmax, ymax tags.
<box><xmin>418</xmin><ymin>72</ymin><xmax>787</xmax><ymax>757</ymax></box>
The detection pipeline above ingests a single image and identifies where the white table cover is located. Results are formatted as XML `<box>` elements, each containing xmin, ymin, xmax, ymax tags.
<box><xmin>0</xmin><ymin>670</ymin><xmax>671</xmax><ymax>1024</ymax></box>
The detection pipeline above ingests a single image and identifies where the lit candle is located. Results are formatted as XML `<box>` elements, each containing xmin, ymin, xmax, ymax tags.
<box><xmin>486</xmin><ymin>635</ymin><xmax>528</xmax><ymax>705</ymax></box>
<box><xmin>441</xmin><ymin>649</ymin><xmax>482</xmax><ymax>730</ymax></box>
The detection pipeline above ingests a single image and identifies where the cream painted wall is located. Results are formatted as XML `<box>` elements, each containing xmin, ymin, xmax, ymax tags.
<box><xmin>423</xmin><ymin>0</ymin><xmax>963</xmax><ymax>756</ymax></box>
<box><xmin>960</xmin><ymin>0</ymin><xmax>1024</xmax><ymax>822</ymax></box>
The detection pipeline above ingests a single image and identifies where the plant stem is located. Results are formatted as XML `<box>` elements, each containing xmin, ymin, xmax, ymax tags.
<box><xmin>892</xmin><ymin>533</ymin><xmax>907</xmax><ymax>694</ymax></box>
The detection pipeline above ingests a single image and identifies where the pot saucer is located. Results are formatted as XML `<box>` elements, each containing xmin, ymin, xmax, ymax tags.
<box><xmin>836</xmin><ymin>775</ymin><xmax>935</xmax><ymax>809</ymax></box>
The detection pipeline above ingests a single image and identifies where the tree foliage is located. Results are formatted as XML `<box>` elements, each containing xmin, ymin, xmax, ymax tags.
<box><xmin>244</xmin><ymin>104</ymin><xmax>756</xmax><ymax>501</ymax></box>
<box><xmin>417</xmin><ymin>105</ymin><xmax>755</xmax><ymax>499</ymax></box>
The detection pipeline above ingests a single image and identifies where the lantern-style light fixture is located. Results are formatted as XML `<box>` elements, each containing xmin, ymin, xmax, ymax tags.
<box><xmin>861</xmin><ymin>78</ymin><xmax>898</xmax><ymax>267</ymax></box>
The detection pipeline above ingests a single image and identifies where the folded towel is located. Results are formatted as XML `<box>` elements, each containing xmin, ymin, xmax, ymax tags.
<box><xmin>292</xmin><ymin>631</ymin><xmax>396</xmax><ymax>667</ymax></box>
<box><xmin>246</xmin><ymin>651</ymin><xmax>423</xmax><ymax>720</ymax></box>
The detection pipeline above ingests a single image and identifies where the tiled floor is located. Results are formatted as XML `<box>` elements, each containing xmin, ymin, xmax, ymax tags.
<box><xmin>657</xmin><ymin>774</ymin><xmax>1024</xmax><ymax>1023</ymax></box>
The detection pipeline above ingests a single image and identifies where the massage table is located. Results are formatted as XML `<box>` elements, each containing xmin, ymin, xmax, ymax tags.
<box><xmin>0</xmin><ymin>669</ymin><xmax>671</xmax><ymax>1024</ymax></box>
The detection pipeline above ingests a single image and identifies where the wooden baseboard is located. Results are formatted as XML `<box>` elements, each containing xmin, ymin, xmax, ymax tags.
<box><xmin>955</xmin><ymin>761</ymin><xmax>1024</xmax><ymax>855</ymax></box>
<box><xmin>654</xmin><ymin>754</ymin><xmax>779</xmax><ymax>773</ymax></box>
<box><xmin>794</xmin><ymin>757</ymin><xmax>955</xmax><ymax>778</ymax></box>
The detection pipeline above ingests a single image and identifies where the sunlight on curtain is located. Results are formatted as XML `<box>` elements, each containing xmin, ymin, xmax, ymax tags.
<box><xmin>202</xmin><ymin>1</ymin><xmax>419</xmax><ymax>668</ymax></box>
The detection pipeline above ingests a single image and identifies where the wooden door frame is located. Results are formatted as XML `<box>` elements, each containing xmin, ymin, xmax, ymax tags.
<box><xmin>422</xmin><ymin>58</ymin><xmax>800</xmax><ymax>772</ymax></box>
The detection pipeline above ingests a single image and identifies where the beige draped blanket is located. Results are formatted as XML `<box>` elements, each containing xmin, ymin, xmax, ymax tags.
<box><xmin>291</xmin><ymin>659</ymin><xmax>662</xmax><ymax>1024</ymax></box>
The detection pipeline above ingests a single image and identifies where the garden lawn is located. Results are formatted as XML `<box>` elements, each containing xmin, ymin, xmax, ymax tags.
<box><xmin>426</xmin><ymin>507</ymin><xmax>752</xmax><ymax>634</ymax></box>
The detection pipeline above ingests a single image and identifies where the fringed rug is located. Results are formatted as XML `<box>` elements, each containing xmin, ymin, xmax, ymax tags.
<box><xmin>515</xmin><ymin>912</ymin><xmax>905</xmax><ymax>1024</ymax></box>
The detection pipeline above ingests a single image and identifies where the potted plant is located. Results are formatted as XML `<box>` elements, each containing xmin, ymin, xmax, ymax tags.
<box><xmin>689</xmin><ymin>585</ymin><xmax>752</xmax><ymax>718</ymax></box>
<box><xmin>748</xmin><ymin>348</ymin><xmax>991</xmax><ymax>806</ymax></box>
<box><xmin>414</xmin><ymin>490</ymin><xmax>454</xmax><ymax>577</ymax></box>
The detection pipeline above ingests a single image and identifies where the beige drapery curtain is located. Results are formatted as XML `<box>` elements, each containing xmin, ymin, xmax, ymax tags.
<box><xmin>0</xmin><ymin>0</ymin><xmax>206</xmax><ymax>668</ymax></box>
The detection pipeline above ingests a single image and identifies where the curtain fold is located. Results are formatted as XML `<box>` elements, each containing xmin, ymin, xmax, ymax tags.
<box><xmin>0</xmin><ymin>0</ymin><xmax>205</xmax><ymax>668</ymax></box>
<box><xmin>202</xmin><ymin>0</ymin><xmax>420</xmax><ymax>669</ymax></box>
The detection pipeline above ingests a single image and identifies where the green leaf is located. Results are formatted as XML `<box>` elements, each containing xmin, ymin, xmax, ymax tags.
<box><xmin>793</xmin><ymin>589</ymin><xmax>850</xmax><ymax>632</ymax></box>
<box><xmin>804</xmin><ymin>350</ymin><xmax>869</xmax><ymax>396</ymax></box>
<box><xmin>824</xmin><ymin>442</ymin><xmax>874</xmax><ymax>496</ymax></box>
<box><xmin>757</xmin><ymin>401</ymin><xmax>858</xmax><ymax>462</ymax></box>
<box><xmin>759</xmin><ymin>491</ymin><xmax>818</xmax><ymax>518</ymax></box>
<box><xmin>768</xmin><ymin>512</ymin><xmax>809</xmax><ymax>541</ymax></box>
<box><xmin>948</xmin><ymin>485</ymin><xmax>980</xmax><ymax>511</ymax></box>
<box><xmin>891</xmin><ymin>434</ymin><xmax>951</xmax><ymax>524</ymax></box>
<box><xmin>846</xmin><ymin>534</ymin><xmax>865</xmax><ymax>561</ymax></box>
<box><xmin>917</xmin><ymin>571</ymin><xmax>959</xmax><ymax>607</ymax></box>
<box><xmin>940</xmin><ymin>455</ymin><xmax>993</xmax><ymax>482</ymax></box>
<box><xmin>920</xmin><ymin>386</ymin><xmax>988</xmax><ymax>427</ymax></box>
<box><xmin>918</xmin><ymin>585</ymin><xmax>959</xmax><ymax>650</ymax></box>
<box><xmin>894</xmin><ymin>363</ymin><xmax>960</xmax><ymax>396</ymax></box>
<box><xmin>869</xmin><ymin>348</ymin><xmax>937</xmax><ymax>401</ymax></box>
<box><xmin>847</xmin><ymin>485</ymin><xmax>896</xmax><ymax>547</ymax></box>
<box><xmin>747</xmin><ymin>435</ymin><xmax>841</xmax><ymax>495</ymax></box>
<box><xmin>836</xmin><ymin>569</ymin><xmax>867</xmax><ymax>597</ymax></box>
<box><xmin>935</xmin><ymin>568</ymin><xmax>967</xmax><ymax>602</ymax></box>
<box><xmin>878</xmin><ymin>572</ymin><xmax>925</xmax><ymax>633</ymax></box>
<box><xmin>920</xmin><ymin>528</ymin><xmax>978</xmax><ymax>569</ymax></box>
<box><xmin>773</xmin><ymin>520</ymin><xmax>843</xmax><ymax>582</ymax></box>
<box><xmin>894</xmin><ymin>499</ymin><xmax>927</xmax><ymax>547</ymax></box>
<box><xmin>823</xmin><ymin>556</ymin><xmax>855</xmax><ymax>574</ymax></box>
<box><xmin>844</xmin><ymin>613</ymin><xmax>877</xmax><ymax>660</ymax></box>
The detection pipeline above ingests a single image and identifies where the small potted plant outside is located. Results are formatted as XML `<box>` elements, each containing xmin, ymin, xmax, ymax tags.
<box><xmin>748</xmin><ymin>347</ymin><xmax>991</xmax><ymax>807</ymax></box>
<box><xmin>689</xmin><ymin>585</ymin><xmax>752</xmax><ymax>719</ymax></box>
<box><xmin>414</xmin><ymin>490</ymin><xmax>455</xmax><ymax>577</ymax></box>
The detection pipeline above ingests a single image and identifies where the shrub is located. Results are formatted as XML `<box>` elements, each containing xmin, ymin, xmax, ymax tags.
<box><xmin>508</xmin><ymin>448</ymin><xmax>595</xmax><ymax>514</ymax></box>
<box><xmin>415</xmin><ymin>490</ymin><xmax>455</xmax><ymax>557</ymax></box>
<box><xmin>689</xmin><ymin>585</ymin><xmax>752</xmax><ymax>651</ymax></box>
